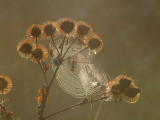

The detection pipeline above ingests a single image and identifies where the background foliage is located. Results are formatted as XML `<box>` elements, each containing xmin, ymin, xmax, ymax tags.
<box><xmin>0</xmin><ymin>0</ymin><xmax>159</xmax><ymax>120</ymax></box>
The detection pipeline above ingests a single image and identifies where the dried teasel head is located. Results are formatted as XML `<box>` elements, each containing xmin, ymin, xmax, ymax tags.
<box><xmin>27</xmin><ymin>24</ymin><xmax>42</xmax><ymax>39</ymax></box>
<box><xmin>0</xmin><ymin>75</ymin><xmax>12</xmax><ymax>94</ymax></box>
<box><xmin>76</xmin><ymin>21</ymin><xmax>92</xmax><ymax>37</ymax></box>
<box><xmin>85</xmin><ymin>34</ymin><xmax>103</xmax><ymax>54</ymax></box>
<box><xmin>57</xmin><ymin>18</ymin><xmax>77</xmax><ymax>36</ymax></box>
<box><xmin>31</xmin><ymin>45</ymin><xmax>48</xmax><ymax>63</ymax></box>
<box><xmin>42</xmin><ymin>21</ymin><xmax>57</xmax><ymax>38</ymax></box>
<box><xmin>17</xmin><ymin>39</ymin><xmax>35</xmax><ymax>59</ymax></box>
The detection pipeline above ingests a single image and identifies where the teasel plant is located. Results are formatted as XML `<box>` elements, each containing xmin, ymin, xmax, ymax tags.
<box><xmin>16</xmin><ymin>18</ymin><xmax>141</xmax><ymax>120</ymax></box>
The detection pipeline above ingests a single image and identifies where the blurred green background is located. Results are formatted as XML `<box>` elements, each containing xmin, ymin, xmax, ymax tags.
<box><xmin>0</xmin><ymin>0</ymin><xmax>159</xmax><ymax>120</ymax></box>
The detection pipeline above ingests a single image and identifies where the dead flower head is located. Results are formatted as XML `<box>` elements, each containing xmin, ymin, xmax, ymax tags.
<box><xmin>0</xmin><ymin>75</ymin><xmax>12</xmax><ymax>94</ymax></box>
<box><xmin>27</xmin><ymin>24</ymin><xmax>42</xmax><ymax>39</ymax></box>
<box><xmin>17</xmin><ymin>39</ymin><xmax>35</xmax><ymax>58</ymax></box>
<box><xmin>57</xmin><ymin>18</ymin><xmax>77</xmax><ymax>35</ymax></box>
<box><xmin>85</xmin><ymin>34</ymin><xmax>103</xmax><ymax>54</ymax></box>
<box><xmin>43</xmin><ymin>21</ymin><xmax>57</xmax><ymax>37</ymax></box>
<box><xmin>31</xmin><ymin>45</ymin><xmax>48</xmax><ymax>63</ymax></box>
<box><xmin>76</xmin><ymin>21</ymin><xmax>92</xmax><ymax>37</ymax></box>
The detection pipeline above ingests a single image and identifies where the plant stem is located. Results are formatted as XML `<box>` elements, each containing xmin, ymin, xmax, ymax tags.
<box><xmin>50</xmin><ymin>36</ymin><xmax>60</xmax><ymax>54</ymax></box>
<box><xmin>36</xmin><ymin>37</ymin><xmax>38</xmax><ymax>45</ymax></box>
<box><xmin>44</xmin><ymin>102</ymin><xmax>82</xmax><ymax>119</ymax></box>
<box><xmin>38</xmin><ymin>66</ymin><xmax>60</xmax><ymax>120</ymax></box>
<box><xmin>62</xmin><ymin>35</ymin><xmax>79</xmax><ymax>58</ymax></box>
<box><xmin>60</xmin><ymin>34</ymin><xmax>66</xmax><ymax>55</ymax></box>
<box><xmin>37</xmin><ymin>61</ymin><xmax>49</xmax><ymax>86</ymax></box>
<box><xmin>44</xmin><ymin>95</ymin><xmax>107</xmax><ymax>119</ymax></box>
<box><xmin>48</xmin><ymin>65</ymin><xmax>60</xmax><ymax>89</ymax></box>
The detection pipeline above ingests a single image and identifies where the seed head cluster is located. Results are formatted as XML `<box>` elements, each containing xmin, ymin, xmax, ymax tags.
<box><xmin>17</xmin><ymin>18</ymin><xmax>104</xmax><ymax>64</ymax></box>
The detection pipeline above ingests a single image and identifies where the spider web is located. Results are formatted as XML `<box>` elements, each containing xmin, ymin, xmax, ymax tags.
<box><xmin>51</xmin><ymin>36</ymin><xmax>108</xmax><ymax>98</ymax></box>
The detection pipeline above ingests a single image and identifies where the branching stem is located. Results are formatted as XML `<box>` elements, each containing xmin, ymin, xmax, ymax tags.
<box><xmin>62</xmin><ymin>35</ymin><xmax>79</xmax><ymax>59</ymax></box>
<box><xmin>38</xmin><ymin>66</ymin><xmax>60</xmax><ymax>120</ymax></box>
<box><xmin>38</xmin><ymin>35</ymin><xmax>88</xmax><ymax>120</ymax></box>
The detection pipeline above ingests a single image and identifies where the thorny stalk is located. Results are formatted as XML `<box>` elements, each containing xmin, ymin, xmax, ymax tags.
<box><xmin>44</xmin><ymin>95</ymin><xmax>107</xmax><ymax>119</ymax></box>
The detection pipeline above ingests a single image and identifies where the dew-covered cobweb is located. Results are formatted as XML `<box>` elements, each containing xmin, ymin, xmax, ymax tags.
<box><xmin>51</xmin><ymin>36</ymin><xmax>108</xmax><ymax>98</ymax></box>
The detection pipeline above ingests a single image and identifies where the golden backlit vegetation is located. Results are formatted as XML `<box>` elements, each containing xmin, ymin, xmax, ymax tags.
<box><xmin>1</xmin><ymin>18</ymin><xmax>141</xmax><ymax>120</ymax></box>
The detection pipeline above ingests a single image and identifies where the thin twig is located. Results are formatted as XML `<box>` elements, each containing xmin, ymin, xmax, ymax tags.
<box><xmin>44</xmin><ymin>102</ymin><xmax>82</xmax><ymax>119</ymax></box>
<box><xmin>48</xmin><ymin>65</ymin><xmax>60</xmax><ymax>89</ymax></box>
<box><xmin>37</xmin><ymin>61</ymin><xmax>49</xmax><ymax>86</ymax></box>
<box><xmin>50</xmin><ymin>35</ymin><xmax>60</xmax><ymax>54</ymax></box>
<box><xmin>60</xmin><ymin>34</ymin><xmax>66</xmax><ymax>55</ymax></box>
<box><xmin>44</xmin><ymin>96</ymin><xmax>107</xmax><ymax>119</ymax></box>
<box><xmin>63</xmin><ymin>46</ymin><xmax>89</xmax><ymax>61</ymax></box>
<box><xmin>62</xmin><ymin>35</ymin><xmax>79</xmax><ymax>58</ymax></box>
<box><xmin>36</xmin><ymin>37</ymin><xmax>38</xmax><ymax>45</ymax></box>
